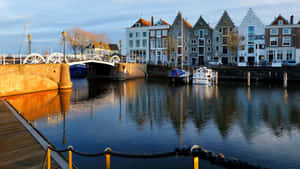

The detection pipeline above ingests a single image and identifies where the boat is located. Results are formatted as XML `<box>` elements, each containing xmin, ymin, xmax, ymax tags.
<box><xmin>168</xmin><ymin>68</ymin><xmax>188</xmax><ymax>84</ymax></box>
<box><xmin>70</xmin><ymin>64</ymin><xmax>87</xmax><ymax>78</ymax></box>
<box><xmin>192</xmin><ymin>67</ymin><xmax>215</xmax><ymax>85</ymax></box>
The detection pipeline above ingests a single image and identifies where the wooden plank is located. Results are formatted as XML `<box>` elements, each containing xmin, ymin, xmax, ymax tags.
<box><xmin>0</xmin><ymin>100</ymin><xmax>62</xmax><ymax>169</ymax></box>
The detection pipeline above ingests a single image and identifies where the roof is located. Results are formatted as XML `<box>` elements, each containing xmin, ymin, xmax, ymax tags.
<box><xmin>270</xmin><ymin>15</ymin><xmax>289</xmax><ymax>25</ymax></box>
<box><xmin>109</xmin><ymin>44</ymin><xmax>119</xmax><ymax>51</ymax></box>
<box><xmin>131</xmin><ymin>18</ymin><xmax>152</xmax><ymax>28</ymax></box>
<box><xmin>184</xmin><ymin>19</ymin><xmax>192</xmax><ymax>28</ymax></box>
<box><xmin>160</xmin><ymin>19</ymin><xmax>170</xmax><ymax>26</ymax></box>
<box><xmin>215</xmin><ymin>11</ymin><xmax>235</xmax><ymax>28</ymax></box>
<box><xmin>193</xmin><ymin>16</ymin><xmax>211</xmax><ymax>30</ymax></box>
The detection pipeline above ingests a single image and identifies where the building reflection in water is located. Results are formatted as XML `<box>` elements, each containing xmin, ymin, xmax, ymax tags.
<box><xmin>5</xmin><ymin>79</ymin><xmax>300</xmax><ymax>145</ymax></box>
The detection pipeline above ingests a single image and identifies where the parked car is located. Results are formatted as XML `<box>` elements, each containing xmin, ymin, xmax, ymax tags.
<box><xmin>282</xmin><ymin>61</ymin><xmax>288</xmax><ymax>67</ymax></box>
<box><xmin>260</xmin><ymin>60</ymin><xmax>267</xmax><ymax>66</ymax></box>
<box><xmin>208</xmin><ymin>60</ymin><xmax>222</xmax><ymax>65</ymax></box>
<box><xmin>285</xmin><ymin>60</ymin><xmax>299</xmax><ymax>67</ymax></box>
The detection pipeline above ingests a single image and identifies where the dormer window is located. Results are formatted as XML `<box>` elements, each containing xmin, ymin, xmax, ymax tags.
<box><xmin>278</xmin><ymin>20</ymin><xmax>283</xmax><ymax>25</ymax></box>
<box><xmin>136</xmin><ymin>23</ymin><xmax>141</xmax><ymax>27</ymax></box>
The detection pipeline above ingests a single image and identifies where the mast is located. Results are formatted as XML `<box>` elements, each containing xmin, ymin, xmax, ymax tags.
<box><xmin>181</xmin><ymin>14</ymin><xmax>184</xmax><ymax>69</ymax></box>
<box><xmin>18</xmin><ymin>17</ymin><xmax>29</xmax><ymax>56</ymax></box>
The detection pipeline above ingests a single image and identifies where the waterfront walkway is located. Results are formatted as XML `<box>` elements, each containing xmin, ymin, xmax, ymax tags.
<box><xmin>0</xmin><ymin>100</ymin><xmax>61</xmax><ymax>169</ymax></box>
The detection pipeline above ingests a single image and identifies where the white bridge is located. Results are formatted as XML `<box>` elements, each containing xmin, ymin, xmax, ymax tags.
<box><xmin>0</xmin><ymin>52</ymin><xmax>121</xmax><ymax>66</ymax></box>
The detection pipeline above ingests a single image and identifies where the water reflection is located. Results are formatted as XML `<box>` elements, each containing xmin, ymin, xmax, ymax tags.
<box><xmin>5</xmin><ymin>79</ymin><xmax>300</xmax><ymax>169</ymax></box>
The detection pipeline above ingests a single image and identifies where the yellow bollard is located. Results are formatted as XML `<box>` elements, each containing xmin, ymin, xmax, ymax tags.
<box><xmin>105</xmin><ymin>154</ymin><xmax>111</xmax><ymax>169</ymax></box>
<box><xmin>47</xmin><ymin>148</ymin><xmax>51</xmax><ymax>169</ymax></box>
<box><xmin>193</xmin><ymin>156</ymin><xmax>199</xmax><ymax>169</ymax></box>
<box><xmin>69</xmin><ymin>150</ymin><xmax>72</xmax><ymax>169</ymax></box>
<box><xmin>104</xmin><ymin>147</ymin><xmax>112</xmax><ymax>169</ymax></box>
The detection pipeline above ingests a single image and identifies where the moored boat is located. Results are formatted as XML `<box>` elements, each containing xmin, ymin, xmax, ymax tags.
<box><xmin>192</xmin><ymin>67</ymin><xmax>215</xmax><ymax>85</ymax></box>
<box><xmin>70</xmin><ymin>64</ymin><xmax>87</xmax><ymax>78</ymax></box>
<box><xmin>168</xmin><ymin>68</ymin><xmax>188</xmax><ymax>84</ymax></box>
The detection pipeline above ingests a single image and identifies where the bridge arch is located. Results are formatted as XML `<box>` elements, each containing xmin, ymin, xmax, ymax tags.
<box><xmin>110</xmin><ymin>55</ymin><xmax>120</xmax><ymax>64</ymax></box>
<box><xmin>47</xmin><ymin>53</ymin><xmax>66</xmax><ymax>63</ymax></box>
<box><xmin>23</xmin><ymin>53</ymin><xmax>46</xmax><ymax>64</ymax></box>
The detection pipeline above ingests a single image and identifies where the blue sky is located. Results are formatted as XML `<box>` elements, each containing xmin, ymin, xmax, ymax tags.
<box><xmin>1</xmin><ymin>0</ymin><xmax>300</xmax><ymax>54</ymax></box>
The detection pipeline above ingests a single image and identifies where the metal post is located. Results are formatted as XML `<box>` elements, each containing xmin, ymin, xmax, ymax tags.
<box><xmin>47</xmin><ymin>148</ymin><xmax>51</xmax><ymax>169</ymax></box>
<box><xmin>215</xmin><ymin>72</ymin><xmax>218</xmax><ymax>85</ymax></box>
<box><xmin>62</xmin><ymin>31</ymin><xmax>67</xmax><ymax>63</ymax></box>
<box><xmin>28</xmin><ymin>34</ymin><xmax>32</xmax><ymax>55</ymax></box>
<box><xmin>248</xmin><ymin>72</ymin><xmax>251</xmax><ymax>87</ymax></box>
<box><xmin>105</xmin><ymin>148</ymin><xmax>112</xmax><ymax>169</ymax></box>
<box><xmin>284</xmin><ymin>72</ymin><xmax>288</xmax><ymax>88</ymax></box>
<box><xmin>191</xmin><ymin>145</ymin><xmax>200</xmax><ymax>169</ymax></box>
<box><xmin>69</xmin><ymin>150</ymin><xmax>72</xmax><ymax>169</ymax></box>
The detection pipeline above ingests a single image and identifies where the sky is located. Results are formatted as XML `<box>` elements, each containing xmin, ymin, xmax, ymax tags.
<box><xmin>0</xmin><ymin>0</ymin><xmax>300</xmax><ymax>54</ymax></box>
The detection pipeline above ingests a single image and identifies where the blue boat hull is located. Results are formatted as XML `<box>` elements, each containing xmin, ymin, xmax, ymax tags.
<box><xmin>70</xmin><ymin>64</ymin><xmax>87</xmax><ymax>78</ymax></box>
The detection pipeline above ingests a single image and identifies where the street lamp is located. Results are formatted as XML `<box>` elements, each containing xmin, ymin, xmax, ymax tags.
<box><xmin>28</xmin><ymin>34</ymin><xmax>32</xmax><ymax>55</ymax></box>
<box><xmin>62</xmin><ymin>30</ymin><xmax>67</xmax><ymax>63</ymax></box>
<box><xmin>119</xmin><ymin>40</ymin><xmax>123</xmax><ymax>62</ymax></box>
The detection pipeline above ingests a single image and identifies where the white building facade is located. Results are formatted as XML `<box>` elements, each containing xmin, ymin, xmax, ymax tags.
<box><xmin>238</xmin><ymin>9</ymin><xmax>265</xmax><ymax>65</ymax></box>
<box><xmin>126</xmin><ymin>18</ymin><xmax>170</xmax><ymax>64</ymax></box>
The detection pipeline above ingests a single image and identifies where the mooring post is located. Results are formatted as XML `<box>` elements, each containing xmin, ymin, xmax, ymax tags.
<box><xmin>284</xmin><ymin>72</ymin><xmax>288</xmax><ymax>88</ymax></box>
<box><xmin>215</xmin><ymin>72</ymin><xmax>218</xmax><ymax>85</ymax></box>
<box><xmin>247</xmin><ymin>72</ymin><xmax>251</xmax><ymax>87</ymax></box>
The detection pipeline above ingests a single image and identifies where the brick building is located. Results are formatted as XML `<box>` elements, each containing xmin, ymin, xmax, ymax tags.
<box><xmin>265</xmin><ymin>15</ymin><xmax>300</xmax><ymax>64</ymax></box>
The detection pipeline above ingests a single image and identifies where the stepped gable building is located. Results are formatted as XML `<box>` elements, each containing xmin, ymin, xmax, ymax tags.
<box><xmin>213</xmin><ymin>11</ymin><xmax>237</xmax><ymax>64</ymax></box>
<box><xmin>126</xmin><ymin>17</ymin><xmax>170</xmax><ymax>64</ymax></box>
<box><xmin>191</xmin><ymin>16</ymin><xmax>213</xmax><ymax>65</ymax></box>
<box><xmin>238</xmin><ymin>8</ymin><xmax>265</xmax><ymax>65</ymax></box>
<box><xmin>265</xmin><ymin>15</ymin><xmax>300</xmax><ymax>64</ymax></box>
<box><xmin>169</xmin><ymin>12</ymin><xmax>193</xmax><ymax>66</ymax></box>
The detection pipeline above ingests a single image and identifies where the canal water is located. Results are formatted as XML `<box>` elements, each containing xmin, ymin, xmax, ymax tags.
<box><xmin>6</xmin><ymin>78</ymin><xmax>300</xmax><ymax>169</ymax></box>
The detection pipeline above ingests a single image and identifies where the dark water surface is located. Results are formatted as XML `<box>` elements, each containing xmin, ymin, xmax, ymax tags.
<box><xmin>7</xmin><ymin>79</ymin><xmax>300</xmax><ymax>169</ymax></box>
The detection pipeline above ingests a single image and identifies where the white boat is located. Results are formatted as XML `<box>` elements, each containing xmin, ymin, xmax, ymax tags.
<box><xmin>192</xmin><ymin>67</ymin><xmax>215</xmax><ymax>85</ymax></box>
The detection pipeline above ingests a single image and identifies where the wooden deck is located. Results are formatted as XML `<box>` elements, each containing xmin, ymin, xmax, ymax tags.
<box><xmin>0</xmin><ymin>100</ymin><xmax>61</xmax><ymax>169</ymax></box>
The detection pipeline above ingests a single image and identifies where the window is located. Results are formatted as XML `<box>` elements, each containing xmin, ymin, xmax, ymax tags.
<box><xmin>248</xmin><ymin>36</ymin><xmax>255</xmax><ymax>44</ymax></box>
<box><xmin>205</xmin><ymin>29</ymin><xmax>208</xmax><ymax>35</ymax></box>
<box><xmin>248</xmin><ymin>26</ymin><xmax>255</xmax><ymax>35</ymax></box>
<box><xmin>192</xmin><ymin>48</ymin><xmax>196</xmax><ymax>53</ymax></box>
<box><xmin>283</xmin><ymin>37</ymin><xmax>291</xmax><ymax>46</ymax></box>
<box><xmin>150</xmin><ymin>31</ymin><xmax>155</xmax><ymax>37</ymax></box>
<box><xmin>216</xmin><ymin>37</ymin><xmax>219</xmax><ymax>42</ymax></box>
<box><xmin>199</xmin><ymin>47</ymin><xmax>204</xmax><ymax>55</ymax></box>
<box><xmin>277</xmin><ymin>50</ymin><xmax>283</xmax><ymax>60</ymax></box>
<box><xmin>157</xmin><ymin>39</ymin><xmax>161</xmax><ymax>48</ymax></box>
<box><xmin>216</xmin><ymin>46</ymin><xmax>219</xmax><ymax>52</ymax></box>
<box><xmin>223</xmin><ymin>28</ymin><xmax>228</xmax><ymax>35</ymax></box>
<box><xmin>129</xmin><ymin>40</ymin><xmax>133</xmax><ymax>48</ymax></box>
<box><xmin>142</xmin><ymin>40</ymin><xmax>147</xmax><ymax>47</ymax></box>
<box><xmin>162</xmin><ymin>38</ymin><xmax>168</xmax><ymax>48</ymax></box>
<box><xmin>223</xmin><ymin>47</ymin><xmax>228</xmax><ymax>54</ymax></box>
<box><xmin>222</xmin><ymin>37</ymin><xmax>227</xmax><ymax>44</ymax></box>
<box><xmin>248</xmin><ymin>46</ymin><xmax>254</xmax><ymax>54</ymax></box>
<box><xmin>278</xmin><ymin>20</ymin><xmax>283</xmax><ymax>25</ymax></box>
<box><xmin>199</xmin><ymin>39</ymin><xmax>204</xmax><ymax>46</ymax></box>
<box><xmin>207</xmin><ymin>47</ymin><xmax>211</xmax><ymax>52</ymax></box>
<box><xmin>287</xmin><ymin>50</ymin><xmax>293</xmax><ymax>60</ymax></box>
<box><xmin>143</xmin><ymin>32</ymin><xmax>147</xmax><ymax>37</ymax></box>
<box><xmin>219</xmin><ymin>28</ymin><xmax>222</xmax><ymax>32</ymax></box>
<box><xmin>259</xmin><ymin>44</ymin><xmax>265</xmax><ymax>49</ymax></box>
<box><xmin>270</xmin><ymin>37</ymin><xmax>278</xmax><ymax>46</ymax></box>
<box><xmin>207</xmin><ymin>39</ymin><xmax>211</xmax><ymax>44</ymax></box>
<box><xmin>199</xmin><ymin>30</ymin><xmax>204</xmax><ymax>38</ymax></box>
<box><xmin>157</xmin><ymin>31</ymin><xmax>161</xmax><ymax>37</ymax></box>
<box><xmin>177</xmin><ymin>47</ymin><xmax>182</xmax><ymax>54</ymax></box>
<box><xmin>136</xmin><ymin>40</ymin><xmax>140</xmax><ymax>47</ymax></box>
<box><xmin>163</xmin><ymin>30</ymin><xmax>168</xmax><ymax>36</ymax></box>
<box><xmin>270</xmin><ymin>29</ymin><xmax>278</xmax><ymax>35</ymax></box>
<box><xmin>136</xmin><ymin>23</ymin><xmax>141</xmax><ymax>27</ymax></box>
<box><xmin>129</xmin><ymin>33</ymin><xmax>133</xmax><ymax>38</ymax></box>
<box><xmin>283</xmin><ymin>29</ymin><xmax>291</xmax><ymax>35</ymax></box>
<box><xmin>150</xmin><ymin>39</ymin><xmax>155</xmax><ymax>48</ymax></box>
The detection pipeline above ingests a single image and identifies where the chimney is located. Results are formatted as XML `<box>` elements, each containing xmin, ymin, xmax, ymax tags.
<box><xmin>151</xmin><ymin>16</ymin><xmax>154</xmax><ymax>26</ymax></box>
<box><xmin>290</xmin><ymin>15</ymin><xmax>294</xmax><ymax>24</ymax></box>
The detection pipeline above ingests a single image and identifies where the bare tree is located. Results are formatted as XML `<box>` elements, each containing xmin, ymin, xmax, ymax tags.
<box><xmin>227</xmin><ymin>32</ymin><xmax>244</xmax><ymax>63</ymax></box>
